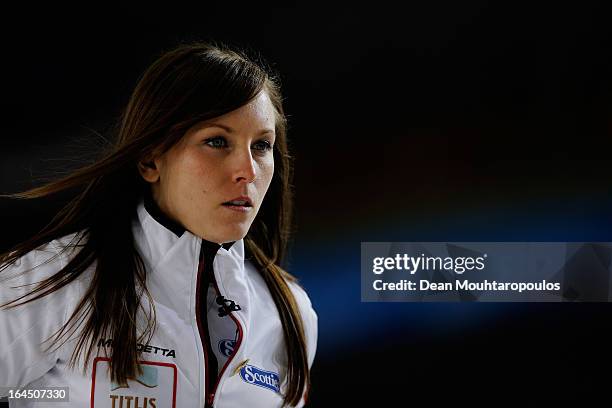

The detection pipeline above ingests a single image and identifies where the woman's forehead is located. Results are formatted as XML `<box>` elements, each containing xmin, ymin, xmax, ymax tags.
<box><xmin>190</xmin><ymin>93</ymin><xmax>277</xmax><ymax>135</ymax></box>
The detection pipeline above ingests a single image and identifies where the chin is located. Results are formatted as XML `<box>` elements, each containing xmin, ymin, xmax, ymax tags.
<box><xmin>223</xmin><ymin>229</ymin><xmax>249</xmax><ymax>243</ymax></box>
<box><xmin>194</xmin><ymin>220</ymin><xmax>252</xmax><ymax>244</ymax></box>
<box><xmin>205</xmin><ymin>227</ymin><xmax>249</xmax><ymax>244</ymax></box>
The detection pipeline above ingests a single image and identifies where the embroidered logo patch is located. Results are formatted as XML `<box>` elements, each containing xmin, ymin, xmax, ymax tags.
<box><xmin>218</xmin><ymin>339</ymin><xmax>236</xmax><ymax>357</ymax></box>
<box><xmin>239</xmin><ymin>365</ymin><xmax>280</xmax><ymax>394</ymax></box>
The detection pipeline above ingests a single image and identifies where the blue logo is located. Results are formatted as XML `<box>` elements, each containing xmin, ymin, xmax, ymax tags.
<box><xmin>218</xmin><ymin>339</ymin><xmax>236</xmax><ymax>358</ymax></box>
<box><xmin>239</xmin><ymin>365</ymin><xmax>280</xmax><ymax>394</ymax></box>
<box><xmin>110</xmin><ymin>364</ymin><xmax>158</xmax><ymax>390</ymax></box>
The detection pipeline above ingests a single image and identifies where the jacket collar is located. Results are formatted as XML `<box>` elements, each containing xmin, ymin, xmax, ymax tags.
<box><xmin>133</xmin><ymin>195</ymin><xmax>241</xmax><ymax>268</ymax></box>
<box><xmin>131</xmin><ymin>197</ymin><xmax>247</xmax><ymax>320</ymax></box>
<box><xmin>143</xmin><ymin>191</ymin><xmax>186</xmax><ymax>238</ymax></box>
<box><xmin>142</xmin><ymin>191</ymin><xmax>235</xmax><ymax>249</ymax></box>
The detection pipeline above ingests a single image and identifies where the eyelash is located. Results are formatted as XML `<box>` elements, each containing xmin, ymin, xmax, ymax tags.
<box><xmin>203</xmin><ymin>136</ymin><xmax>273</xmax><ymax>152</ymax></box>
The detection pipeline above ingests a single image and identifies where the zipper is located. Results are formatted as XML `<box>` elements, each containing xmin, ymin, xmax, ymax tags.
<box><xmin>195</xmin><ymin>240</ymin><xmax>245</xmax><ymax>408</ymax></box>
<box><xmin>194</xmin><ymin>242</ymin><xmax>211</xmax><ymax>408</ymax></box>
<box><xmin>208</xmin><ymin>273</ymin><xmax>244</xmax><ymax>407</ymax></box>
<box><xmin>206</xmin><ymin>392</ymin><xmax>215</xmax><ymax>406</ymax></box>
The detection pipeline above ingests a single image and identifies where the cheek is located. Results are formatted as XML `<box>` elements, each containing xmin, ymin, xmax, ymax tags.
<box><xmin>163</xmin><ymin>151</ymin><xmax>212</xmax><ymax>198</ymax></box>
<box><xmin>258</xmin><ymin>157</ymin><xmax>275</xmax><ymax>190</ymax></box>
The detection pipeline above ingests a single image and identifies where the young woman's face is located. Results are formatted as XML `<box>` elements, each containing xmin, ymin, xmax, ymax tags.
<box><xmin>140</xmin><ymin>91</ymin><xmax>276</xmax><ymax>243</ymax></box>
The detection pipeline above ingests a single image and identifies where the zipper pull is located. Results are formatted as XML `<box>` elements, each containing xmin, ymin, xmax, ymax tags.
<box><xmin>232</xmin><ymin>359</ymin><xmax>249</xmax><ymax>377</ymax></box>
<box><xmin>206</xmin><ymin>392</ymin><xmax>215</xmax><ymax>406</ymax></box>
<box><xmin>216</xmin><ymin>295</ymin><xmax>242</xmax><ymax>317</ymax></box>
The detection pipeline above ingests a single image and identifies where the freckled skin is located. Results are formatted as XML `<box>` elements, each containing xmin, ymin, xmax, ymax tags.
<box><xmin>140</xmin><ymin>91</ymin><xmax>276</xmax><ymax>244</ymax></box>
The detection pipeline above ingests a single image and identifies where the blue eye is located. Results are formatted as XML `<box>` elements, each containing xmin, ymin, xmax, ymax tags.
<box><xmin>204</xmin><ymin>137</ymin><xmax>228</xmax><ymax>148</ymax></box>
<box><xmin>203</xmin><ymin>137</ymin><xmax>272</xmax><ymax>152</ymax></box>
<box><xmin>252</xmin><ymin>140</ymin><xmax>273</xmax><ymax>152</ymax></box>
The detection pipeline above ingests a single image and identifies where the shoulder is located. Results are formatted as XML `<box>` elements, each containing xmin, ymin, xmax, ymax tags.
<box><xmin>285</xmin><ymin>277</ymin><xmax>318</xmax><ymax>367</ymax></box>
<box><xmin>1</xmin><ymin>241</ymin><xmax>62</xmax><ymax>291</ymax></box>
<box><xmin>286</xmin><ymin>278</ymin><xmax>316</xmax><ymax>319</ymax></box>
<box><xmin>0</xmin><ymin>231</ymin><xmax>91</xmax><ymax>308</ymax></box>
<box><xmin>243</xmin><ymin>260</ymin><xmax>318</xmax><ymax>366</ymax></box>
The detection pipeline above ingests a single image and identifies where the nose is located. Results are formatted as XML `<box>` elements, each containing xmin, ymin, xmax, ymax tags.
<box><xmin>232</xmin><ymin>147</ymin><xmax>256</xmax><ymax>184</ymax></box>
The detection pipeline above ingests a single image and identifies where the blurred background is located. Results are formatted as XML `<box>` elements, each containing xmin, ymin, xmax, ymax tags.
<box><xmin>1</xmin><ymin>2</ymin><xmax>612</xmax><ymax>405</ymax></box>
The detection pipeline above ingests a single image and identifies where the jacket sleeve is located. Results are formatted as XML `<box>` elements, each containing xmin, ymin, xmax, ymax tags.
<box><xmin>0</xmin><ymin>244</ymin><xmax>68</xmax><ymax>396</ymax></box>
<box><xmin>301</xmin><ymin>303</ymin><xmax>318</xmax><ymax>408</ymax></box>
<box><xmin>303</xmin><ymin>298</ymin><xmax>318</xmax><ymax>371</ymax></box>
<box><xmin>288</xmin><ymin>281</ymin><xmax>318</xmax><ymax>408</ymax></box>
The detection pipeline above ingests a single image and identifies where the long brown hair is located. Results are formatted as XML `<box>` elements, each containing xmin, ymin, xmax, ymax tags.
<box><xmin>0</xmin><ymin>42</ymin><xmax>309</xmax><ymax>406</ymax></box>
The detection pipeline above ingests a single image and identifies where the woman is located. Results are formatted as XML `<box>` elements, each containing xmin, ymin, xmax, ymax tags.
<box><xmin>0</xmin><ymin>42</ymin><xmax>317</xmax><ymax>407</ymax></box>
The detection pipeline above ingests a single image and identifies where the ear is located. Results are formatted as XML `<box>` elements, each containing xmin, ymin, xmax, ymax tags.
<box><xmin>138</xmin><ymin>158</ymin><xmax>160</xmax><ymax>183</ymax></box>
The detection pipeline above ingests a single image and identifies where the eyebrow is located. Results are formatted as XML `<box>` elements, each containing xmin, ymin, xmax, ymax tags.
<box><xmin>201</xmin><ymin>122</ymin><xmax>275</xmax><ymax>136</ymax></box>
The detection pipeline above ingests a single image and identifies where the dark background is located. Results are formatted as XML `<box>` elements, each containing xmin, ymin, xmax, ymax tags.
<box><xmin>1</xmin><ymin>2</ymin><xmax>612</xmax><ymax>405</ymax></box>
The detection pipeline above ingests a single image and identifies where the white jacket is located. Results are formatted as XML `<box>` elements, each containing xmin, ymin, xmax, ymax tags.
<box><xmin>0</xmin><ymin>200</ymin><xmax>318</xmax><ymax>407</ymax></box>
